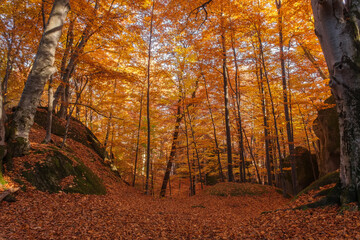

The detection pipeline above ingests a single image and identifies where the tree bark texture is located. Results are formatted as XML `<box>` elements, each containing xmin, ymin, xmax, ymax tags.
<box><xmin>11</xmin><ymin>0</ymin><xmax>70</xmax><ymax>155</ymax></box>
<box><xmin>312</xmin><ymin>0</ymin><xmax>360</xmax><ymax>203</ymax></box>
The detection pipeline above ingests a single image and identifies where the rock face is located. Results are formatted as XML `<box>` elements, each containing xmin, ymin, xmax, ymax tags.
<box><xmin>284</xmin><ymin>146</ymin><xmax>319</xmax><ymax>194</ymax></box>
<box><xmin>22</xmin><ymin>150</ymin><xmax>106</xmax><ymax>195</ymax></box>
<box><xmin>313</xmin><ymin>96</ymin><xmax>340</xmax><ymax>177</ymax></box>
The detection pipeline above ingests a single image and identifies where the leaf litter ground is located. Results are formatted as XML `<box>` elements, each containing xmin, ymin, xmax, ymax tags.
<box><xmin>1</xmin><ymin>123</ymin><xmax>360</xmax><ymax>239</ymax></box>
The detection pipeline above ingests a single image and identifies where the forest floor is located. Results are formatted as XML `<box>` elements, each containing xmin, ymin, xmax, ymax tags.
<box><xmin>1</xmin><ymin>118</ymin><xmax>360</xmax><ymax>239</ymax></box>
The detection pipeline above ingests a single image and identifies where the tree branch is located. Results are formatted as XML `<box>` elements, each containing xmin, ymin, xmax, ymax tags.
<box><xmin>68</xmin><ymin>102</ymin><xmax>123</xmax><ymax>120</ymax></box>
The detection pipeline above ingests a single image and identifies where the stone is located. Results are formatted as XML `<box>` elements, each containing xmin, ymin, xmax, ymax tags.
<box><xmin>22</xmin><ymin>150</ymin><xmax>106</xmax><ymax>195</ymax></box>
<box><xmin>313</xmin><ymin>96</ymin><xmax>340</xmax><ymax>176</ymax></box>
<box><xmin>283</xmin><ymin>146</ymin><xmax>319</xmax><ymax>194</ymax></box>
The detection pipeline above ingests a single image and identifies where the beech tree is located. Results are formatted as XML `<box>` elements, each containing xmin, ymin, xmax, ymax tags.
<box><xmin>312</xmin><ymin>0</ymin><xmax>360</xmax><ymax>203</ymax></box>
<box><xmin>10</xmin><ymin>0</ymin><xmax>70</xmax><ymax>155</ymax></box>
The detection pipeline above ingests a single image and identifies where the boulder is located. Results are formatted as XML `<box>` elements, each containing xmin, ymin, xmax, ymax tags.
<box><xmin>283</xmin><ymin>146</ymin><xmax>319</xmax><ymax>194</ymax></box>
<box><xmin>313</xmin><ymin>96</ymin><xmax>340</xmax><ymax>176</ymax></box>
<box><xmin>22</xmin><ymin>149</ymin><xmax>106</xmax><ymax>195</ymax></box>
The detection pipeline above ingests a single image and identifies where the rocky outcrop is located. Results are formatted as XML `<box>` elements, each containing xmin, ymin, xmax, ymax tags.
<box><xmin>22</xmin><ymin>149</ymin><xmax>106</xmax><ymax>195</ymax></box>
<box><xmin>283</xmin><ymin>146</ymin><xmax>319</xmax><ymax>194</ymax></box>
<box><xmin>313</xmin><ymin>96</ymin><xmax>340</xmax><ymax>176</ymax></box>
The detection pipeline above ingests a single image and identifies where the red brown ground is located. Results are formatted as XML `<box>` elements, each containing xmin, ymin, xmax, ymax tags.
<box><xmin>1</xmin><ymin>121</ymin><xmax>360</xmax><ymax>239</ymax></box>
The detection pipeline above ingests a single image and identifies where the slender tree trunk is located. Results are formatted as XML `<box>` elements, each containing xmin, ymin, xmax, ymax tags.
<box><xmin>168</xmin><ymin>167</ymin><xmax>172</xmax><ymax>196</ymax></box>
<box><xmin>44</xmin><ymin>75</ymin><xmax>54</xmax><ymax>143</ymax></box>
<box><xmin>230</xmin><ymin>31</ymin><xmax>246</xmax><ymax>183</ymax></box>
<box><xmin>133</xmin><ymin>93</ymin><xmax>143</xmax><ymax>187</ymax></box>
<box><xmin>242</xmin><ymin>128</ymin><xmax>261</xmax><ymax>184</ymax></box>
<box><xmin>183</xmin><ymin>93</ymin><xmax>194</xmax><ymax>196</ymax></box>
<box><xmin>186</xmin><ymin>109</ymin><xmax>203</xmax><ymax>189</ymax></box>
<box><xmin>104</xmin><ymin>80</ymin><xmax>117</xmax><ymax>149</ymax></box>
<box><xmin>256</xmin><ymin>60</ymin><xmax>272</xmax><ymax>185</ymax></box>
<box><xmin>0</xmin><ymin>79</ymin><xmax>7</xmax><ymax>179</ymax></box>
<box><xmin>257</xmin><ymin>29</ymin><xmax>286</xmax><ymax>195</ymax></box>
<box><xmin>53</xmin><ymin>0</ymin><xmax>100</xmax><ymax>113</ymax></box>
<box><xmin>220</xmin><ymin>13</ymin><xmax>234</xmax><ymax>182</ymax></box>
<box><xmin>89</xmin><ymin>83</ymin><xmax>93</xmax><ymax>131</ymax></box>
<box><xmin>10</xmin><ymin>0</ymin><xmax>70</xmax><ymax>155</ymax></box>
<box><xmin>53</xmin><ymin>14</ymin><xmax>74</xmax><ymax>111</ymax></box>
<box><xmin>145</xmin><ymin>0</ymin><xmax>155</xmax><ymax>195</ymax></box>
<box><xmin>61</xmin><ymin>79</ymin><xmax>88</xmax><ymax>148</ymax></box>
<box><xmin>159</xmin><ymin>100</ymin><xmax>183</xmax><ymax>197</ymax></box>
<box><xmin>300</xmin><ymin>44</ymin><xmax>328</xmax><ymax>80</ymax></box>
<box><xmin>2</xmin><ymin>43</ymin><xmax>13</xmax><ymax>106</ymax></box>
<box><xmin>182</xmin><ymin>77</ymin><xmax>203</xmax><ymax>189</ymax></box>
<box><xmin>276</xmin><ymin>0</ymin><xmax>297</xmax><ymax>195</ymax></box>
<box><xmin>312</xmin><ymin>0</ymin><xmax>360</xmax><ymax>203</ymax></box>
<box><xmin>201</xmin><ymin>72</ymin><xmax>225</xmax><ymax>182</ymax></box>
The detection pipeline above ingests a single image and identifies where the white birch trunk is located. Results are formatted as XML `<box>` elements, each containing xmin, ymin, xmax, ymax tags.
<box><xmin>312</xmin><ymin>0</ymin><xmax>360</xmax><ymax>203</ymax></box>
<box><xmin>11</xmin><ymin>0</ymin><xmax>70</xmax><ymax>155</ymax></box>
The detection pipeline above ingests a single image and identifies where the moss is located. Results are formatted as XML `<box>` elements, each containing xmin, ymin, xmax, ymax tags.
<box><xmin>314</xmin><ymin>188</ymin><xmax>333</xmax><ymax>198</ymax></box>
<box><xmin>22</xmin><ymin>150</ymin><xmax>106</xmax><ymax>195</ymax></box>
<box><xmin>0</xmin><ymin>173</ymin><xmax>5</xmax><ymax>185</ymax></box>
<box><xmin>294</xmin><ymin>171</ymin><xmax>339</xmax><ymax>200</ymax></box>
<box><xmin>296</xmin><ymin>184</ymin><xmax>341</xmax><ymax>210</ymax></box>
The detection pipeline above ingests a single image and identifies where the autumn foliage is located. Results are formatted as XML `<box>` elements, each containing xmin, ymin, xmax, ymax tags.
<box><xmin>2</xmin><ymin>0</ymin><xmax>358</xmax><ymax>238</ymax></box>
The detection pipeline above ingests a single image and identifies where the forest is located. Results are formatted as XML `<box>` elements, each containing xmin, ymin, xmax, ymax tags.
<box><xmin>0</xmin><ymin>0</ymin><xmax>360</xmax><ymax>239</ymax></box>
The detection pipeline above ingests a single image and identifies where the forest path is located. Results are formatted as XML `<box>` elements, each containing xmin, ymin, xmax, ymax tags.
<box><xmin>1</xmin><ymin>180</ymin><xmax>360</xmax><ymax>239</ymax></box>
<box><xmin>0</xmin><ymin>181</ymin><xmax>288</xmax><ymax>239</ymax></box>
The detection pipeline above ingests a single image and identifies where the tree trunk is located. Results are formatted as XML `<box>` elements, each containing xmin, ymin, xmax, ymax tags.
<box><xmin>202</xmin><ymin>73</ymin><xmax>225</xmax><ymax>182</ymax></box>
<box><xmin>276</xmin><ymin>0</ymin><xmax>297</xmax><ymax>195</ymax></box>
<box><xmin>61</xmin><ymin>79</ymin><xmax>88</xmax><ymax>148</ymax></box>
<box><xmin>10</xmin><ymin>0</ymin><xmax>70</xmax><ymax>155</ymax></box>
<box><xmin>312</xmin><ymin>0</ymin><xmax>360</xmax><ymax>203</ymax></box>
<box><xmin>186</xmin><ymin>108</ymin><xmax>203</xmax><ymax>189</ymax></box>
<box><xmin>159</xmin><ymin>100</ymin><xmax>183</xmax><ymax>197</ymax></box>
<box><xmin>133</xmin><ymin>93</ymin><xmax>143</xmax><ymax>187</ymax></box>
<box><xmin>0</xmin><ymin>78</ymin><xmax>7</xmax><ymax>180</ymax></box>
<box><xmin>220</xmin><ymin>13</ymin><xmax>234</xmax><ymax>182</ymax></box>
<box><xmin>183</xmin><ymin>101</ymin><xmax>194</xmax><ymax>196</ymax></box>
<box><xmin>230</xmin><ymin>30</ymin><xmax>246</xmax><ymax>183</ymax></box>
<box><xmin>104</xmin><ymin>80</ymin><xmax>117</xmax><ymax>149</ymax></box>
<box><xmin>242</xmin><ymin>128</ymin><xmax>261</xmax><ymax>184</ymax></box>
<box><xmin>145</xmin><ymin>0</ymin><xmax>155</xmax><ymax>195</ymax></box>
<box><xmin>257</xmin><ymin>30</ymin><xmax>286</xmax><ymax>195</ymax></box>
<box><xmin>44</xmin><ymin>75</ymin><xmax>54</xmax><ymax>143</ymax></box>
<box><xmin>256</xmin><ymin>61</ymin><xmax>272</xmax><ymax>185</ymax></box>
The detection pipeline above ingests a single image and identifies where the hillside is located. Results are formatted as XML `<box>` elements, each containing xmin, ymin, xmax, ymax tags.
<box><xmin>0</xmin><ymin>110</ymin><xmax>359</xmax><ymax>239</ymax></box>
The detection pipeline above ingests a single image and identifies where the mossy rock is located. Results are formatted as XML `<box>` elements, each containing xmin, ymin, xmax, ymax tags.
<box><xmin>22</xmin><ymin>150</ymin><xmax>106</xmax><ymax>195</ymax></box>
<box><xmin>206</xmin><ymin>182</ymin><xmax>270</xmax><ymax>197</ymax></box>
<box><xmin>294</xmin><ymin>170</ymin><xmax>339</xmax><ymax>200</ymax></box>
<box><xmin>0</xmin><ymin>173</ymin><xmax>5</xmax><ymax>185</ymax></box>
